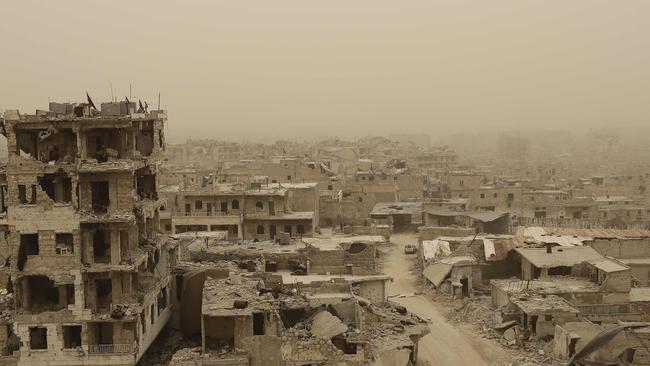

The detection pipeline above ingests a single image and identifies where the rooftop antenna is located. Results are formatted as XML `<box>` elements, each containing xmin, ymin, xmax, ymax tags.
<box><xmin>110</xmin><ymin>83</ymin><xmax>114</xmax><ymax>102</ymax></box>
<box><xmin>158</xmin><ymin>92</ymin><xmax>161</xmax><ymax>110</ymax></box>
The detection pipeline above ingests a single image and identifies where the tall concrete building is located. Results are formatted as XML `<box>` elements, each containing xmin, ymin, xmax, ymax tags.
<box><xmin>0</xmin><ymin>101</ymin><xmax>177</xmax><ymax>365</ymax></box>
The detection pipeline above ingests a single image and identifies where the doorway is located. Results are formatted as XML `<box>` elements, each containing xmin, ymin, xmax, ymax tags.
<box><xmin>269</xmin><ymin>225</ymin><xmax>276</xmax><ymax>239</ymax></box>
<box><xmin>460</xmin><ymin>277</ymin><xmax>470</xmax><ymax>298</ymax></box>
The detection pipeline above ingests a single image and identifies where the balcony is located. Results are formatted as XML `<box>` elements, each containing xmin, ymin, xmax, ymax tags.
<box><xmin>88</xmin><ymin>343</ymin><xmax>133</xmax><ymax>354</ymax></box>
<box><xmin>172</xmin><ymin>211</ymin><xmax>242</xmax><ymax>226</ymax></box>
<box><xmin>181</xmin><ymin>211</ymin><xmax>239</xmax><ymax>217</ymax></box>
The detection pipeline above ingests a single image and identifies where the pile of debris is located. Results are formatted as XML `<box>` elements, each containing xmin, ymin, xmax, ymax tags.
<box><xmin>137</xmin><ymin>327</ymin><xmax>197</xmax><ymax>366</ymax></box>
<box><xmin>446</xmin><ymin>296</ymin><xmax>555</xmax><ymax>365</ymax></box>
<box><xmin>168</xmin><ymin>347</ymin><xmax>201</xmax><ymax>366</ymax></box>
<box><xmin>0</xmin><ymin>289</ymin><xmax>14</xmax><ymax>322</ymax></box>
<box><xmin>450</xmin><ymin>296</ymin><xmax>493</xmax><ymax>328</ymax></box>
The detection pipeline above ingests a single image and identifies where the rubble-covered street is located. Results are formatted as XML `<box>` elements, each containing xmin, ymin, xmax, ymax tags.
<box><xmin>384</xmin><ymin>233</ymin><xmax>513</xmax><ymax>366</ymax></box>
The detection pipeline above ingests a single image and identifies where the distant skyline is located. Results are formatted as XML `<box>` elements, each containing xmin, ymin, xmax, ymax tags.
<box><xmin>2</xmin><ymin>1</ymin><xmax>649</xmax><ymax>143</ymax></box>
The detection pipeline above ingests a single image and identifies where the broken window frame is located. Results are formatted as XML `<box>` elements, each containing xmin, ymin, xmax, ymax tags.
<box><xmin>55</xmin><ymin>233</ymin><xmax>74</xmax><ymax>255</ymax></box>
<box><xmin>90</xmin><ymin>181</ymin><xmax>110</xmax><ymax>214</ymax></box>
<box><xmin>17</xmin><ymin>184</ymin><xmax>37</xmax><ymax>205</ymax></box>
<box><xmin>62</xmin><ymin>325</ymin><xmax>82</xmax><ymax>349</ymax></box>
<box><xmin>29</xmin><ymin>327</ymin><xmax>48</xmax><ymax>350</ymax></box>
<box><xmin>252</xmin><ymin>312</ymin><xmax>265</xmax><ymax>336</ymax></box>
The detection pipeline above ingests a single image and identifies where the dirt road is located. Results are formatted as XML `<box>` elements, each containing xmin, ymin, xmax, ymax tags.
<box><xmin>383</xmin><ymin>233</ymin><xmax>512</xmax><ymax>366</ymax></box>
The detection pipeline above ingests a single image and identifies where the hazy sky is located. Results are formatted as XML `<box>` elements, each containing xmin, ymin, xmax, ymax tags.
<box><xmin>1</xmin><ymin>1</ymin><xmax>649</xmax><ymax>143</ymax></box>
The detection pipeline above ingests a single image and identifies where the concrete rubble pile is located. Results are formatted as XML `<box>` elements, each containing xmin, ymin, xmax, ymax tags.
<box><xmin>163</xmin><ymin>244</ymin><xmax>430</xmax><ymax>366</ymax></box>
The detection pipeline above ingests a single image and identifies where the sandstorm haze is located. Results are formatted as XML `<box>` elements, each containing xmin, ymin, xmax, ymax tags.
<box><xmin>1</xmin><ymin>0</ymin><xmax>650</xmax><ymax>143</ymax></box>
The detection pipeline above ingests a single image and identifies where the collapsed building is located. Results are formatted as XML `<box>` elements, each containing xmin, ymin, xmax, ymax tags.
<box><xmin>195</xmin><ymin>272</ymin><xmax>429</xmax><ymax>366</ymax></box>
<box><xmin>168</xmin><ymin>232</ymin><xmax>429</xmax><ymax>366</ymax></box>
<box><xmin>182</xmin><ymin>234</ymin><xmax>386</xmax><ymax>280</ymax></box>
<box><xmin>0</xmin><ymin>102</ymin><xmax>176</xmax><ymax>365</ymax></box>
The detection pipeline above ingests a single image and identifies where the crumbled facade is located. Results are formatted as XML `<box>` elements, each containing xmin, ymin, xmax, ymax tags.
<box><xmin>0</xmin><ymin>102</ymin><xmax>176</xmax><ymax>365</ymax></box>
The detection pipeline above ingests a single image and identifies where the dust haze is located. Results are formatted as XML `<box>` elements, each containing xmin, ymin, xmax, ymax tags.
<box><xmin>2</xmin><ymin>0</ymin><xmax>650</xmax><ymax>143</ymax></box>
<box><xmin>5</xmin><ymin>2</ymin><xmax>650</xmax><ymax>366</ymax></box>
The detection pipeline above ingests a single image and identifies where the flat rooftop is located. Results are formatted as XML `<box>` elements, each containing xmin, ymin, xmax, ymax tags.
<box><xmin>370</xmin><ymin>202</ymin><xmax>422</xmax><ymax>216</ymax></box>
<box><xmin>279</xmin><ymin>272</ymin><xmax>391</xmax><ymax>286</ymax></box>
<box><xmin>521</xmin><ymin>226</ymin><xmax>650</xmax><ymax>244</ymax></box>
<box><xmin>510</xmin><ymin>294</ymin><xmax>580</xmax><ymax>314</ymax></box>
<box><xmin>515</xmin><ymin>246</ymin><xmax>603</xmax><ymax>268</ymax></box>
<box><xmin>202</xmin><ymin>274</ymin><xmax>307</xmax><ymax>316</ymax></box>
<box><xmin>491</xmin><ymin>277</ymin><xmax>601</xmax><ymax>295</ymax></box>
<box><xmin>303</xmin><ymin>235</ymin><xmax>386</xmax><ymax>249</ymax></box>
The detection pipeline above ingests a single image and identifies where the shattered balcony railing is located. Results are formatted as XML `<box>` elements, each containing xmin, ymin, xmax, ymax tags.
<box><xmin>88</xmin><ymin>343</ymin><xmax>133</xmax><ymax>354</ymax></box>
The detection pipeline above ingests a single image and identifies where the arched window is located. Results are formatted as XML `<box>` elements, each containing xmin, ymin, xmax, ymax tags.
<box><xmin>232</xmin><ymin>199</ymin><xmax>240</xmax><ymax>209</ymax></box>
<box><xmin>256</xmin><ymin>225</ymin><xmax>265</xmax><ymax>234</ymax></box>
<box><xmin>255</xmin><ymin>201</ymin><xmax>264</xmax><ymax>210</ymax></box>
<box><xmin>195</xmin><ymin>200</ymin><xmax>203</xmax><ymax>210</ymax></box>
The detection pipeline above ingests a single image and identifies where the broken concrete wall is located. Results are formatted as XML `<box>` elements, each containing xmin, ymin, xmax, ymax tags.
<box><xmin>239</xmin><ymin>311</ymin><xmax>283</xmax><ymax>366</ymax></box>
<box><xmin>311</xmin><ymin>310</ymin><xmax>347</xmax><ymax>338</ymax></box>
<box><xmin>305</xmin><ymin>246</ymin><xmax>345</xmax><ymax>273</ymax></box>
<box><xmin>354</xmin><ymin>280</ymin><xmax>388</xmax><ymax>303</ymax></box>
<box><xmin>343</xmin><ymin>242</ymin><xmax>377</xmax><ymax>269</ymax></box>
<box><xmin>262</xmin><ymin>252</ymin><xmax>307</xmax><ymax>272</ymax></box>
<box><xmin>553</xmin><ymin>322</ymin><xmax>641</xmax><ymax>364</ymax></box>
<box><xmin>11</xmin><ymin>228</ymin><xmax>81</xmax><ymax>274</ymax></box>
<box><xmin>280</xmin><ymin>331</ymin><xmax>344</xmax><ymax>365</ymax></box>
<box><xmin>179</xmin><ymin>269</ymin><xmax>230</xmax><ymax>337</ymax></box>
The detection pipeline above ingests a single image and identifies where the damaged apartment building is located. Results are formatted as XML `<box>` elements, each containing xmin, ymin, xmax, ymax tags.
<box><xmin>163</xmin><ymin>177</ymin><xmax>318</xmax><ymax>241</ymax></box>
<box><xmin>0</xmin><ymin>101</ymin><xmax>177</xmax><ymax>365</ymax></box>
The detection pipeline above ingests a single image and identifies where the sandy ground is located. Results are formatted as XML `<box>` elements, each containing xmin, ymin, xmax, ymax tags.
<box><xmin>383</xmin><ymin>233</ymin><xmax>513</xmax><ymax>366</ymax></box>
